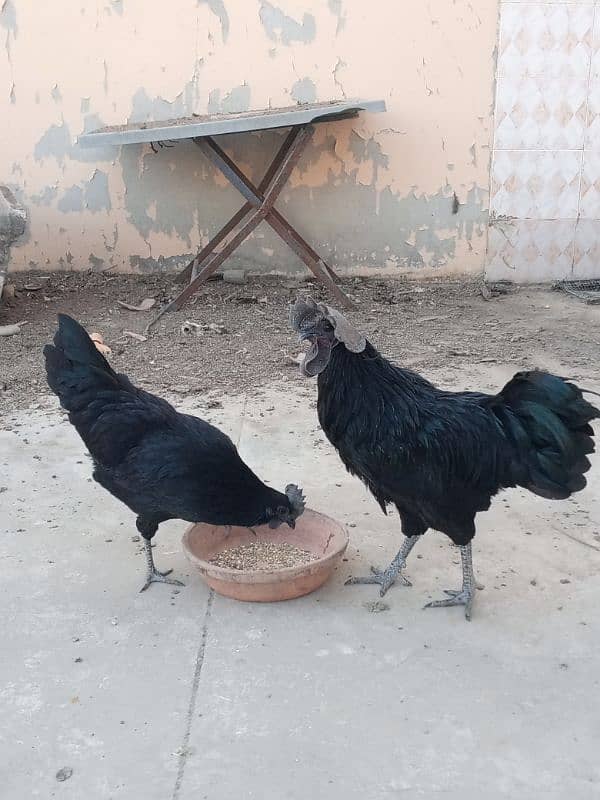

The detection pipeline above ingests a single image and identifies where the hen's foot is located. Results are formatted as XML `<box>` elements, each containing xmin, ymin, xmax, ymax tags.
<box><xmin>345</xmin><ymin>564</ymin><xmax>411</xmax><ymax>597</ymax></box>
<box><xmin>424</xmin><ymin>587</ymin><xmax>474</xmax><ymax>620</ymax></box>
<box><xmin>140</xmin><ymin>538</ymin><xmax>184</xmax><ymax>592</ymax></box>
<box><xmin>140</xmin><ymin>568</ymin><xmax>184</xmax><ymax>593</ymax></box>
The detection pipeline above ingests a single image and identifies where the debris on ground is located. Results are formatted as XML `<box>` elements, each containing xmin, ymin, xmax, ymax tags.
<box><xmin>1</xmin><ymin>282</ymin><xmax>16</xmax><ymax>301</ymax></box>
<box><xmin>55</xmin><ymin>767</ymin><xmax>73</xmax><ymax>782</ymax></box>
<box><xmin>121</xmin><ymin>330</ymin><xmax>147</xmax><ymax>342</ymax></box>
<box><xmin>481</xmin><ymin>280</ymin><xmax>515</xmax><ymax>301</ymax></box>
<box><xmin>363</xmin><ymin>600</ymin><xmax>390</xmax><ymax>613</ymax></box>
<box><xmin>117</xmin><ymin>298</ymin><xmax>156</xmax><ymax>312</ymax></box>
<box><xmin>0</xmin><ymin>322</ymin><xmax>25</xmax><ymax>336</ymax></box>
<box><xmin>180</xmin><ymin>320</ymin><xmax>227</xmax><ymax>335</ymax></box>
<box><xmin>222</xmin><ymin>269</ymin><xmax>247</xmax><ymax>285</ymax></box>
<box><xmin>180</xmin><ymin>320</ymin><xmax>203</xmax><ymax>336</ymax></box>
<box><xmin>553</xmin><ymin>279</ymin><xmax>600</xmax><ymax>305</ymax></box>
<box><xmin>89</xmin><ymin>332</ymin><xmax>111</xmax><ymax>356</ymax></box>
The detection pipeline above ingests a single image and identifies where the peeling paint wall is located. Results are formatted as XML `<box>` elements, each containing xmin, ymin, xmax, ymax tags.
<box><xmin>2</xmin><ymin>1</ymin><xmax>499</xmax><ymax>275</ymax></box>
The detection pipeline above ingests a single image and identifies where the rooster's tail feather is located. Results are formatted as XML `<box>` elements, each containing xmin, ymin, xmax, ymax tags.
<box><xmin>494</xmin><ymin>370</ymin><xmax>598</xmax><ymax>499</ymax></box>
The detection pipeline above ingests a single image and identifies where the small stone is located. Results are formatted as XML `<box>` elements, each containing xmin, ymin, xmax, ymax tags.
<box><xmin>110</xmin><ymin>618</ymin><xmax>118</xmax><ymax>626</ymax></box>
<box><xmin>56</xmin><ymin>767</ymin><xmax>73</xmax><ymax>782</ymax></box>
<box><xmin>222</xmin><ymin>269</ymin><xmax>246</xmax><ymax>285</ymax></box>
<box><xmin>530</xmin><ymin>579</ymin><xmax>537</xmax><ymax>586</ymax></box>
<box><xmin>560</xmin><ymin>578</ymin><xmax>571</xmax><ymax>584</ymax></box>
<box><xmin>131</xmin><ymin>535</ymin><xmax>140</xmax><ymax>542</ymax></box>
<box><xmin>74</xmin><ymin>657</ymin><xmax>83</xmax><ymax>663</ymax></box>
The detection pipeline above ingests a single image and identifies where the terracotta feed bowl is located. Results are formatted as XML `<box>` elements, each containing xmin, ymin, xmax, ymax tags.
<box><xmin>182</xmin><ymin>509</ymin><xmax>348</xmax><ymax>602</ymax></box>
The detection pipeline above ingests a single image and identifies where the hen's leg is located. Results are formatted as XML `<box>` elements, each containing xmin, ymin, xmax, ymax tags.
<box><xmin>137</xmin><ymin>517</ymin><xmax>184</xmax><ymax>592</ymax></box>
<box><xmin>345</xmin><ymin>535</ymin><xmax>421</xmax><ymax>597</ymax></box>
<box><xmin>424</xmin><ymin>542</ymin><xmax>476</xmax><ymax>620</ymax></box>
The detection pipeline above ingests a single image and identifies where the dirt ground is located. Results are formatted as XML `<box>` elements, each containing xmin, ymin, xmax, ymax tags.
<box><xmin>2</xmin><ymin>270</ymin><xmax>600</xmax><ymax>415</ymax></box>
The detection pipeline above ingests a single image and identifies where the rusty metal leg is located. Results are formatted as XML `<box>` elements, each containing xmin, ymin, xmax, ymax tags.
<box><xmin>267</xmin><ymin>208</ymin><xmax>341</xmax><ymax>282</ymax></box>
<box><xmin>172</xmin><ymin>127</ymin><xmax>312</xmax><ymax>310</ymax></box>
<box><xmin>267</xmin><ymin>212</ymin><xmax>355</xmax><ymax>310</ymax></box>
<box><xmin>148</xmin><ymin>123</ymin><xmax>354</xmax><ymax>328</ymax></box>
<box><xmin>174</xmin><ymin>202</ymin><xmax>252</xmax><ymax>284</ymax></box>
<box><xmin>174</xmin><ymin>132</ymin><xmax>299</xmax><ymax>287</ymax></box>
<box><xmin>145</xmin><ymin>208</ymin><xmax>265</xmax><ymax>332</ymax></box>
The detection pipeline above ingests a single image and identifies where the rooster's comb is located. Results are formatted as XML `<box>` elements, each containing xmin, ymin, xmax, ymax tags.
<box><xmin>289</xmin><ymin>296</ymin><xmax>366</xmax><ymax>353</ymax></box>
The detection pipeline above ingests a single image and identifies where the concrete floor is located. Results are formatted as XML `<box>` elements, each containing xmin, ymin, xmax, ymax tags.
<box><xmin>2</xmin><ymin>382</ymin><xmax>600</xmax><ymax>799</ymax></box>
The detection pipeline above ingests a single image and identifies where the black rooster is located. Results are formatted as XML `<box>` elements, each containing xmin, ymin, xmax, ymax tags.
<box><xmin>290</xmin><ymin>297</ymin><xmax>598</xmax><ymax>619</ymax></box>
<box><xmin>44</xmin><ymin>314</ymin><xmax>305</xmax><ymax>591</ymax></box>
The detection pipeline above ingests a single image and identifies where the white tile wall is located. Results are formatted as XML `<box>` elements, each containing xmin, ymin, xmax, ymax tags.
<box><xmin>580</xmin><ymin>150</ymin><xmax>600</xmax><ymax>216</ymax></box>
<box><xmin>494</xmin><ymin>75</ymin><xmax>588</xmax><ymax>150</ymax></box>
<box><xmin>487</xmin><ymin>1</ymin><xmax>600</xmax><ymax>280</ymax></box>
<box><xmin>491</xmin><ymin>150</ymin><xmax>581</xmax><ymax>218</ymax></box>
<box><xmin>573</xmin><ymin>219</ymin><xmax>600</xmax><ymax>275</ymax></box>
<box><xmin>497</xmin><ymin>3</ymin><xmax>593</xmax><ymax>80</ymax></box>
<box><xmin>487</xmin><ymin>219</ymin><xmax>577</xmax><ymax>281</ymax></box>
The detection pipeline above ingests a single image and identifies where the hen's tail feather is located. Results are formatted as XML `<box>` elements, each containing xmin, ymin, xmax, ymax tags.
<box><xmin>494</xmin><ymin>370</ymin><xmax>598</xmax><ymax>500</ymax></box>
<box><xmin>44</xmin><ymin>314</ymin><xmax>122</xmax><ymax>412</ymax></box>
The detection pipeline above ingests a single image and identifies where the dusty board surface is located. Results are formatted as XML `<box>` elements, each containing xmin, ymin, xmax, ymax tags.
<box><xmin>77</xmin><ymin>99</ymin><xmax>386</xmax><ymax>147</ymax></box>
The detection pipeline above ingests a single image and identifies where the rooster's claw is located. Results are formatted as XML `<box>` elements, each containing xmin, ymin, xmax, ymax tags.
<box><xmin>345</xmin><ymin>563</ymin><xmax>411</xmax><ymax>596</ymax></box>
<box><xmin>424</xmin><ymin>588</ymin><xmax>474</xmax><ymax>620</ymax></box>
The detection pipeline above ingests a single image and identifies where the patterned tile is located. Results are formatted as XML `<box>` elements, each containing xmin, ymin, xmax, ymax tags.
<box><xmin>585</xmin><ymin>79</ymin><xmax>600</xmax><ymax>147</ymax></box>
<box><xmin>486</xmin><ymin>219</ymin><xmax>576</xmax><ymax>282</ymax></box>
<box><xmin>495</xmin><ymin>75</ymin><xmax>588</xmax><ymax>149</ymax></box>
<box><xmin>579</xmin><ymin>151</ymin><xmax>600</xmax><ymax>217</ymax></box>
<box><xmin>498</xmin><ymin>3</ymin><xmax>594</xmax><ymax>80</ymax></box>
<box><xmin>490</xmin><ymin>150</ymin><xmax>581</xmax><ymax>219</ymax></box>
<box><xmin>590</xmin><ymin>4</ymin><xmax>600</xmax><ymax>81</ymax></box>
<box><xmin>573</xmin><ymin>220</ymin><xmax>600</xmax><ymax>278</ymax></box>
<box><xmin>586</xmin><ymin>11</ymin><xmax>600</xmax><ymax>146</ymax></box>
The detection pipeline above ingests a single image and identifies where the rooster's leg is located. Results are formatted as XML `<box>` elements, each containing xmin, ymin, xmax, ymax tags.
<box><xmin>424</xmin><ymin>542</ymin><xmax>476</xmax><ymax>620</ymax></box>
<box><xmin>140</xmin><ymin>539</ymin><xmax>184</xmax><ymax>593</ymax></box>
<box><xmin>345</xmin><ymin>535</ymin><xmax>420</xmax><ymax>597</ymax></box>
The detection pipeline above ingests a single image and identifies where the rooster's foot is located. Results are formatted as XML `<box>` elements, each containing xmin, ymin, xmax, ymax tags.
<box><xmin>424</xmin><ymin>587</ymin><xmax>474</xmax><ymax>620</ymax></box>
<box><xmin>139</xmin><ymin>568</ymin><xmax>184</xmax><ymax>593</ymax></box>
<box><xmin>345</xmin><ymin>564</ymin><xmax>411</xmax><ymax>597</ymax></box>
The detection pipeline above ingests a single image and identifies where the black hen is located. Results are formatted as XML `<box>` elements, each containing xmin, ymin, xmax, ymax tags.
<box><xmin>44</xmin><ymin>314</ymin><xmax>305</xmax><ymax>591</ymax></box>
<box><xmin>290</xmin><ymin>297</ymin><xmax>598</xmax><ymax>619</ymax></box>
